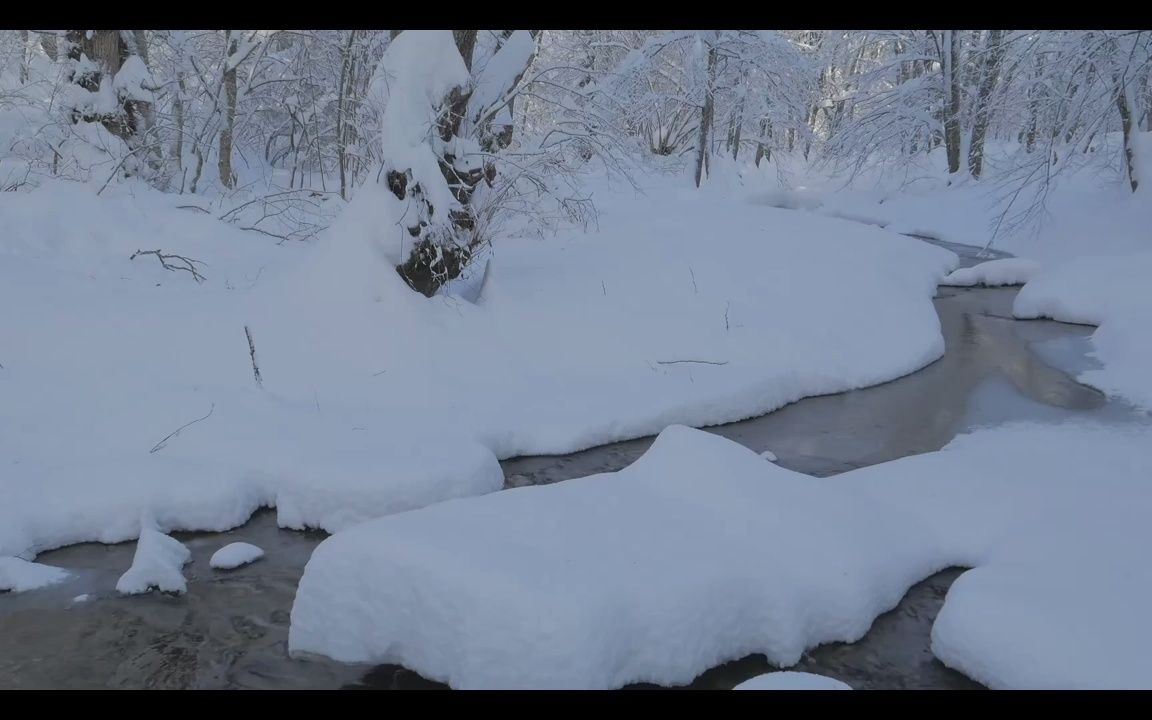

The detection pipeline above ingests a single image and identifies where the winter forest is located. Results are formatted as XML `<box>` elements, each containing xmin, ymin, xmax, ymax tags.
<box><xmin>1</xmin><ymin>28</ymin><xmax>1151</xmax><ymax>691</ymax></box>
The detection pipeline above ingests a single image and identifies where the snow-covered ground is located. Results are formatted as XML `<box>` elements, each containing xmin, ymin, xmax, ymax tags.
<box><xmin>291</xmin><ymin>421</ymin><xmax>1152</xmax><ymax>690</ymax></box>
<box><xmin>941</xmin><ymin>258</ymin><xmax>1040</xmax><ymax>287</ymax></box>
<box><xmin>0</xmin><ymin>172</ymin><xmax>956</xmax><ymax>561</ymax></box>
<box><xmin>734</xmin><ymin>672</ymin><xmax>852</xmax><ymax>690</ymax></box>
<box><xmin>1014</xmin><ymin>252</ymin><xmax>1152</xmax><ymax>411</ymax></box>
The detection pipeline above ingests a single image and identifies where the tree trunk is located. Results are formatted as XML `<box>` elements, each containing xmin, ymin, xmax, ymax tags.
<box><xmin>942</xmin><ymin>30</ymin><xmax>963</xmax><ymax>174</ymax></box>
<box><xmin>218</xmin><ymin>32</ymin><xmax>238</xmax><ymax>189</ymax></box>
<box><xmin>336</xmin><ymin>30</ymin><xmax>356</xmax><ymax>200</ymax></box>
<box><xmin>19</xmin><ymin>30</ymin><xmax>29</xmax><ymax>83</ymax></box>
<box><xmin>754</xmin><ymin>117</ymin><xmax>771</xmax><ymax>167</ymax></box>
<box><xmin>730</xmin><ymin>74</ymin><xmax>747</xmax><ymax>161</ymax></box>
<box><xmin>173</xmin><ymin>73</ymin><xmax>186</xmax><ymax>172</ymax></box>
<box><xmin>1116</xmin><ymin>74</ymin><xmax>1140</xmax><ymax>192</ymax></box>
<box><xmin>66</xmin><ymin>30</ymin><xmax>143</xmax><ymax>141</ymax></box>
<box><xmin>453</xmin><ymin>30</ymin><xmax>477</xmax><ymax>71</ymax></box>
<box><xmin>40</xmin><ymin>31</ymin><xmax>58</xmax><ymax>62</ymax></box>
<box><xmin>967</xmin><ymin>29</ymin><xmax>1005</xmax><ymax>179</ymax></box>
<box><xmin>694</xmin><ymin>43</ymin><xmax>718</xmax><ymax>188</ymax></box>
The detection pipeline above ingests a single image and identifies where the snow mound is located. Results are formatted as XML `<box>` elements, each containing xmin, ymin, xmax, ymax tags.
<box><xmin>0</xmin><ymin>557</ymin><xmax>70</xmax><ymax>593</ymax></box>
<box><xmin>941</xmin><ymin>258</ymin><xmax>1039</xmax><ymax>287</ymax></box>
<box><xmin>733</xmin><ymin>672</ymin><xmax>852</xmax><ymax>690</ymax></box>
<box><xmin>1014</xmin><ymin>251</ymin><xmax>1152</xmax><ymax>410</ymax></box>
<box><xmin>294</xmin><ymin>419</ymin><xmax>1152</xmax><ymax>690</ymax></box>
<box><xmin>289</xmin><ymin>425</ymin><xmax>946</xmax><ymax>689</ymax></box>
<box><xmin>209</xmin><ymin>542</ymin><xmax>265</xmax><ymax>570</ymax></box>
<box><xmin>115</xmin><ymin>516</ymin><xmax>193</xmax><ymax>595</ymax></box>
<box><xmin>759</xmin><ymin>450</ymin><xmax>777</xmax><ymax>462</ymax></box>
<box><xmin>849</xmin><ymin>422</ymin><xmax>1152</xmax><ymax>689</ymax></box>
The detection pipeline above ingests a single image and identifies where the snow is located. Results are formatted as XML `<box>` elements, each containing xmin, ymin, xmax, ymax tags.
<box><xmin>1014</xmin><ymin>251</ymin><xmax>1152</xmax><ymax>410</ymax></box>
<box><xmin>0</xmin><ymin>557</ymin><xmax>70</xmax><ymax>593</ymax></box>
<box><xmin>466</xmin><ymin>30</ymin><xmax>535</xmax><ymax>129</ymax></box>
<box><xmin>369</xmin><ymin>30</ymin><xmax>471</xmax><ymax>239</ymax></box>
<box><xmin>112</xmin><ymin>55</ymin><xmax>155</xmax><ymax>104</ymax></box>
<box><xmin>852</xmin><ymin>422</ymin><xmax>1152</xmax><ymax>689</ymax></box>
<box><xmin>289</xmin><ymin>425</ymin><xmax>948</xmax><ymax>689</ymax></box>
<box><xmin>759</xmin><ymin>450</ymin><xmax>777</xmax><ymax>462</ymax></box>
<box><xmin>292</xmin><ymin>420</ymin><xmax>1152</xmax><ymax>690</ymax></box>
<box><xmin>0</xmin><ymin>171</ymin><xmax>956</xmax><ymax>564</ymax></box>
<box><xmin>209</xmin><ymin>542</ymin><xmax>265</xmax><ymax>570</ymax></box>
<box><xmin>734</xmin><ymin>672</ymin><xmax>852</xmax><ymax>690</ymax></box>
<box><xmin>941</xmin><ymin>258</ymin><xmax>1040</xmax><ymax>287</ymax></box>
<box><xmin>71</xmin><ymin>594</ymin><xmax>92</xmax><ymax>604</ymax></box>
<box><xmin>115</xmin><ymin>515</ymin><xmax>192</xmax><ymax>595</ymax></box>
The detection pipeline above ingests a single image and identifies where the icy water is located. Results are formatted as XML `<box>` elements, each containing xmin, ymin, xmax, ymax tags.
<box><xmin>0</xmin><ymin>240</ymin><xmax>1143</xmax><ymax>690</ymax></box>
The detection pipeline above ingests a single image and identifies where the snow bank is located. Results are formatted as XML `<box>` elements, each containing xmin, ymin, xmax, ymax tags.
<box><xmin>294</xmin><ymin>421</ymin><xmax>1152</xmax><ymax>690</ymax></box>
<box><xmin>0</xmin><ymin>557</ymin><xmax>70</xmax><ymax>593</ymax></box>
<box><xmin>289</xmin><ymin>425</ymin><xmax>947</xmax><ymax>689</ymax></box>
<box><xmin>941</xmin><ymin>258</ymin><xmax>1040</xmax><ymax>287</ymax></box>
<box><xmin>259</xmin><ymin>175</ymin><xmax>957</xmax><ymax>461</ymax></box>
<box><xmin>734</xmin><ymin>672</ymin><xmax>852</xmax><ymax>690</ymax></box>
<box><xmin>209</xmin><ymin>542</ymin><xmax>265</xmax><ymax>570</ymax></box>
<box><xmin>1</xmin><ymin>172</ymin><xmax>952</xmax><ymax>561</ymax></box>
<box><xmin>849</xmin><ymin>422</ymin><xmax>1152</xmax><ymax>689</ymax></box>
<box><xmin>1014</xmin><ymin>251</ymin><xmax>1152</xmax><ymax>410</ymax></box>
<box><xmin>115</xmin><ymin>517</ymin><xmax>192</xmax><ymax>595</ymax></box>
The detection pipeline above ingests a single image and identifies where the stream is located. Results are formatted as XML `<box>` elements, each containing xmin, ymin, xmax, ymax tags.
<box><xmin>0</xmin><ymin>238</ymin><xmax>1142</xmax><ymax>690</ymax></box>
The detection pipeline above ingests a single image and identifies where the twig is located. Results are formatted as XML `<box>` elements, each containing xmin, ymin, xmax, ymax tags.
<box><xmin>655</xmin><ymin>359</ymin><xmax>729</xmax><ymax>366</ymax></box>
<box><xmin>149</xmin><ymin>403</ymin><xmax>215</xmax><ymax>454</ymax></box>
<box><xmin>724</xmin><ymin>302</ymin><xmax>730</xmax><ymax>332</ymax></box>
<box><xmin>601</xmin><ymin>280</ymin><xmax>607</xmax><ymax>296</ymax></box>
<box><xmin>130</xmin><ymin>249</ymin><xmax>207</xmax><ymax>283</ymax></box>
<box><xmin>372</xmin><ymin>369</ymin><xmax>388</xmax><ymax>376</ymax></box>
<box><xmin>689</xmin><ymin>267</ymin><xmax>698</xmax><ymax>293</ymax></box>
<box><xmin>244</xmin><ymin>325</ymin><xmax>263</xmax><ymax>387</ymax></box>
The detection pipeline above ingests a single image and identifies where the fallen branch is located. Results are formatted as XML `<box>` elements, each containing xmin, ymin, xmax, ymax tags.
<box><xmin>130</xmin><ymin>249</ymin><xmax>207</xmax><ymax>283</ymax></box>
<box><xmin>656</xmin><ymin>359</ymin><xmax>729</xmax><ymax>366</ymax></box>
<box><xmin>149</xmin><ymin>403</ymin><xmax>215</xmax><ymax>454</ymax></box>
<box><xmin>244</xmin><ymin>325</ymin><xmax>263</xmax><ymax>387</ymax></box>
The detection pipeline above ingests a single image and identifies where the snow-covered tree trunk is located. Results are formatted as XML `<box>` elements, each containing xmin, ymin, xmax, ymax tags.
<box><xmin>64</xmin><ymin>30</ymin><xmax>150</xmax><ymax>143</ymax></box>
